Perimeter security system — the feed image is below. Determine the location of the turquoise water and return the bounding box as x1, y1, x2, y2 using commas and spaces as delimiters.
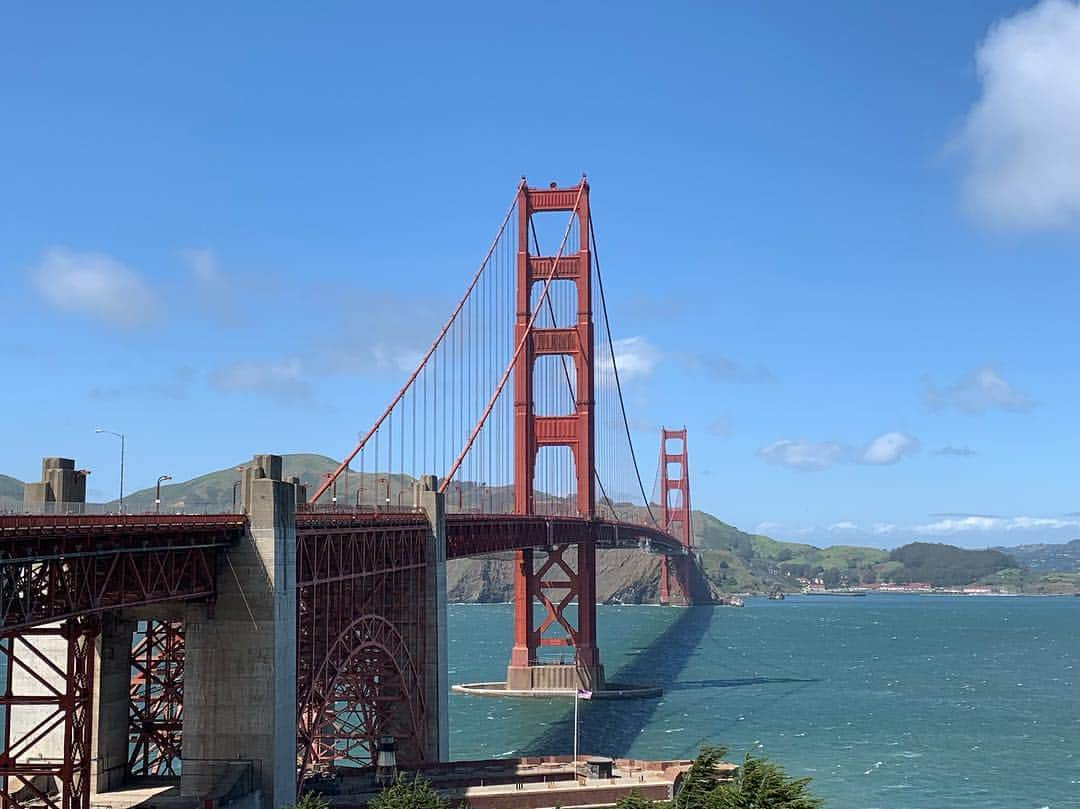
448, 596, 1080, 809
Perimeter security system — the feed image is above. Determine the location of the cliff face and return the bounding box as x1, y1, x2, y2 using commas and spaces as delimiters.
447, 550, 670, 604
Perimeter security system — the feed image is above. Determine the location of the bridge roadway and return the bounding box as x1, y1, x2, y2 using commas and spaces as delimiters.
0, 510, 684, 633
0, 498, 696, 809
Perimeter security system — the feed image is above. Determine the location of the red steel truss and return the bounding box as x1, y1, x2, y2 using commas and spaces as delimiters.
510, 181, 601, 678
0, 620, 97, 809
444, 513, 684, 559
0, 515, 241, 631
127, 620, 184, 778
294, 515, 430, 787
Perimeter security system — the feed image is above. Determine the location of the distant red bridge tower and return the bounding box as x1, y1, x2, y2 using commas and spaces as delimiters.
659, 427, 694, 605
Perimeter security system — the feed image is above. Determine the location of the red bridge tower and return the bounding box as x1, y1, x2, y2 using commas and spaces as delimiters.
507, 179, 603, 691
659, 427, 694, 605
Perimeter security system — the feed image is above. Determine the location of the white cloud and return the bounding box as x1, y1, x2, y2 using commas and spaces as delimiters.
211, 358, 310, 402
859, 431, 920, 465
915, 514, 1080, 535
316, 292, 446, 379
758, 439, 846, 471
180, 248, 220, 284
956, 0, 1080, 230
29, 247, 160, 328
872, 522, 898, 536
924, 365, 1034, 414
606, 336, 660, 382
679, 352, 773, 383
706, 416, 732, 438
759, 430, 919, 471
934, 445, 978, 457
829, 521, 858, 531
370, 342, 424, 373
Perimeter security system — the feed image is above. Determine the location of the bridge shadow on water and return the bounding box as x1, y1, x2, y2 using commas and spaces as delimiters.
517, 606, 820, 759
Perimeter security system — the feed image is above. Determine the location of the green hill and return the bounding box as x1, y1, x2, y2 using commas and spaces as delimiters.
0, 473, 24, 506
2, 456, 1071, 594
993, 539, 1080, 572
109, 454, 422, 512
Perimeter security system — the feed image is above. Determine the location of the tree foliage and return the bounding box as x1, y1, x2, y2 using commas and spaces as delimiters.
285, 793, 331, 809
616, 791, 669, 809
888, 542, 1017, 586
709, 754, 822, 809
674, 746, 728, 809
665, 747, 824, 809
369, 774, 449, 809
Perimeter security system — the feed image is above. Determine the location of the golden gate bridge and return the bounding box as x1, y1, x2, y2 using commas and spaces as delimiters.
0, 178, 710, 809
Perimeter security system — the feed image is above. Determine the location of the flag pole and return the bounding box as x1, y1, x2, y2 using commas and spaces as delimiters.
573, 689, 579, 765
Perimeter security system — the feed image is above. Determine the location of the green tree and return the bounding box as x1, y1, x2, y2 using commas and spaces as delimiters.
284, 793, 331, 809
674, 746, 728, 809
708, 754, 822, 809
369, 774, 449, 809
615, 791, 667, 809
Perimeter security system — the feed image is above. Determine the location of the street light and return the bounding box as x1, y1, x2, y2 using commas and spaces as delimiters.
323, 472, 337, 509
95, 428, 125, 512
155, 475, 172, 514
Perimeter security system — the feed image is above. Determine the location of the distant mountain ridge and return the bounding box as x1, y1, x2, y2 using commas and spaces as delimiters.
0, 473, 23, 506
3, 456, 1079, 596
993, 539, 1080, 572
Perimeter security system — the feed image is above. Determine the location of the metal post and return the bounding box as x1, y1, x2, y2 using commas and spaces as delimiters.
573, 690, 579, 765
156, 475, 172, 514
95, 428, 126, 512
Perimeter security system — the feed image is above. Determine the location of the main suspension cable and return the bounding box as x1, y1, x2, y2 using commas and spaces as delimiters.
590, 216, 658, 528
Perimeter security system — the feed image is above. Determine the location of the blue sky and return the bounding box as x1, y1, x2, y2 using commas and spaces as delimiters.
3, 1, 1080, 549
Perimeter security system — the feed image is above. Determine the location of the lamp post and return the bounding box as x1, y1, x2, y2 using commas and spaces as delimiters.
95, 428, 125, 512
155, 475, 172, 513
323, 473, 337, 509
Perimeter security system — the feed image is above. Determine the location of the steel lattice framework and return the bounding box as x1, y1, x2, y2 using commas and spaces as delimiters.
294, 514, 430, 787
0, 515, 242, 631
127, 620, 184, 778
0, 620, 96, 809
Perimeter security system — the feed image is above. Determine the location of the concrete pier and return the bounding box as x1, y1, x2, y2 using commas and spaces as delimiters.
416, 476, 449, 761
92, 614, 139, 793
181, 454, 296, 809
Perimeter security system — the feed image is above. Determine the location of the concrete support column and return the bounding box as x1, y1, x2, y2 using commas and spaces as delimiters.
415, 476, 448, 762
91, 615, 137, 793
182, 454, 296, 809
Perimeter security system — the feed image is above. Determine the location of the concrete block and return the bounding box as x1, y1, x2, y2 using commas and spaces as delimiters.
183, 454, 296, 809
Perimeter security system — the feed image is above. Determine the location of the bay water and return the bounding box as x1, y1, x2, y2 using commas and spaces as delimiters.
448, 595, 1079, 809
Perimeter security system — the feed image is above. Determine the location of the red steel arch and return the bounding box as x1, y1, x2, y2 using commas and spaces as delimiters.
297, 614, 424, 778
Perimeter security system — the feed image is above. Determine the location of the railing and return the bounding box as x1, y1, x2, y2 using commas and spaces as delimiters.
2, 501, 243, 516
300, 503, 423, 515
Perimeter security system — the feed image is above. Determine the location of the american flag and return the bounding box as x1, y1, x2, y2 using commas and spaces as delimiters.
577, 689, 593, 699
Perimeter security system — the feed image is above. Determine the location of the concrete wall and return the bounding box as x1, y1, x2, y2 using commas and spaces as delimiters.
23, 457, 87, 506
182, 454, 296, 809
4, 626, 69, 763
